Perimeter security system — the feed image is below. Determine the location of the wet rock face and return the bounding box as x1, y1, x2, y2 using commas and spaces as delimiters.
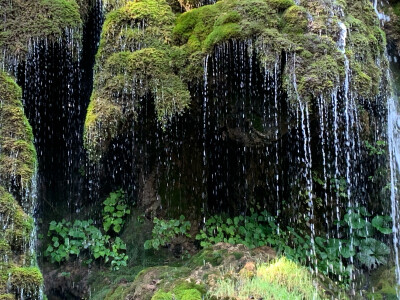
83, 0, 389, 231
0, 0, 82, 69
0, 72, 36, 193
0, 0, 88, 298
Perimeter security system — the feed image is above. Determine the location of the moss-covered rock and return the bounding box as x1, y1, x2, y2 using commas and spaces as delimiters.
0, 72, 37, 189
0, 0, 82, 59
85, 0, 387, 160
93, 243, 342, 299
0, 186, 34, 254
0, 72, 41, 298
366, 267, 398, 300
84, 0, 190, 160
151, 281, 204, 300
9, 266, 43, 298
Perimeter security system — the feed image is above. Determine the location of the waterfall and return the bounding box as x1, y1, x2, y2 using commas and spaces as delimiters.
388, 88, 400, 296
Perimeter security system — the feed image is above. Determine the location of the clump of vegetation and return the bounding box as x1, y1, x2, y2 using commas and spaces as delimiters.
103, 189, 130, 234
209, 257, 324, 300
144, 215, 191, 250
45, 190, 130, 270
195, 207, 392, 285
0, 0, 82, 57
0, 72, 37, 190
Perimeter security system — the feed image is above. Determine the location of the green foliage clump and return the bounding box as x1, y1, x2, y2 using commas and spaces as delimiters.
45, 190, 130, 270
197, 207, 392, 285
144, 215, 191, 250
196, 211, 271, 249
103, 189, 130, 233
45, 218, 128, 270
365, 140, 386, 156
209, 257, 323, 300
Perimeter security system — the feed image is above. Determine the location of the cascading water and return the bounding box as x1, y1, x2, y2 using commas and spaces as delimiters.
388, 89, 400, 296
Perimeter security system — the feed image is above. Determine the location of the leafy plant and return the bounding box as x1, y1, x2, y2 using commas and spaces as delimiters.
196, 207, 393, 285
196, 210, 276, 250
45, 189, 130, 270
44, 219, 128, 270
144, 215, 191, 250
103, 189, 130, 234
365, 140, 386, 156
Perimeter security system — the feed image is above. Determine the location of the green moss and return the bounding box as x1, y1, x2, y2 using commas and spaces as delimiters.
188, 248, 226, 267
105, 285, 129, 300
85, 0, 190, 159
282, 5, 308, 34
86, 0, 387, 160
0, 294, 15, 300
297, 54, 343, 98
152, 291, 173, 300
0, 186, 34, 252
367, 267, 398, 300
10, 267, 43, 296
151, 281, 204, 300
204, 22, 242, 50
98, 0, 175, 58
0, 72, 37, 188
172, 281, 205, 299
266, 0, 295, 10
0, 0, 82, 57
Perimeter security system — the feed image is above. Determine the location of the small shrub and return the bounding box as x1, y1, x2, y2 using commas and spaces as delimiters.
103, 189, 130, 234
197, 207, 392, 285
44, 219, 128, 270
144, 215, 191, 250
45, 189, 130, 270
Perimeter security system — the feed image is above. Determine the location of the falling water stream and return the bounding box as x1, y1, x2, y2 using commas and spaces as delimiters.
388, 89, 400, 296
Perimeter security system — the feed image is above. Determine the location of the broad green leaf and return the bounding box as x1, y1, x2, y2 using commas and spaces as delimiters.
340, 245, 356, 258
344, 212, 366, 229
372, 215, 393, 234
